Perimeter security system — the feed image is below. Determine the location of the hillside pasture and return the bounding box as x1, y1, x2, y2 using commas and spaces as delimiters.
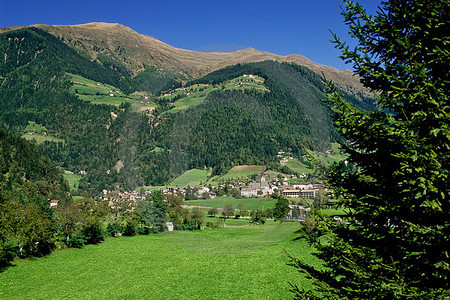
220, 165, 263, 180
283, 158, 313, 175
323, 142, 348, 165
63, 170, 82, 191
169, 168, 209, 188
167, 94, 208, 113
24, 121, 47, 134
162, 75, 268, 114
22, 121, 65, 144
22, 133, 65, 145
0, 223, 317, 299
68, 73, 155, 111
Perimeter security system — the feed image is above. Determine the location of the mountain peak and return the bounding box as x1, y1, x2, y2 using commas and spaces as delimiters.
72, 22, 129, 30
0, 22, 368, 96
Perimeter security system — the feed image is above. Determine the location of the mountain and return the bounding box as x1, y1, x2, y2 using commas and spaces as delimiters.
0, 22, 368, 97
0, 27, 126, 185
0, 25, 374, 192
151, 61, 373, 176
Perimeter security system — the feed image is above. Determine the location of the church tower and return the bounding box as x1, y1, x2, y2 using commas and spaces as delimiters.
261, 164, 266, 183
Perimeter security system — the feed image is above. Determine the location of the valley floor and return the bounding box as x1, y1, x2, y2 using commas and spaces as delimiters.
0, 222, 318, 299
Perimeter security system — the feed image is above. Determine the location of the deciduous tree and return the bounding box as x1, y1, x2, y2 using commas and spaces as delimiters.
222, 204, 234, 219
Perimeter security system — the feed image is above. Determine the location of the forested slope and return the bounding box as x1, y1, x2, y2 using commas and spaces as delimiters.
154, 61, 374, 175
0, 28, 124, 189
0, 28, 374, 192
0, 127, 70, 265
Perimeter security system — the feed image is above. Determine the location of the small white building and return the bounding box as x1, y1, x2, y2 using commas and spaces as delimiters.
291, 182, 314, 190
49, 200, 59, 208
197, 187, 210, 195
166, 222, 174, 232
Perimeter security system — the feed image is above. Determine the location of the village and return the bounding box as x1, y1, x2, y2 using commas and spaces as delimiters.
80, 167, 328, 229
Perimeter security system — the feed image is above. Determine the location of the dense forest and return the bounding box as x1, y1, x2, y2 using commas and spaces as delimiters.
153, 62, 374, 175
0, 27, 374, 192
0, 127, 70, 265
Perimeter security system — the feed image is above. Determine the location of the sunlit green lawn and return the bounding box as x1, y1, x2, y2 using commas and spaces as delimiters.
186, 196, 278, 210
0, 223, 318, 299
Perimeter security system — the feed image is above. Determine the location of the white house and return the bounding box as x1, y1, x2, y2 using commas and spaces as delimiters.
291, 182, 313, 190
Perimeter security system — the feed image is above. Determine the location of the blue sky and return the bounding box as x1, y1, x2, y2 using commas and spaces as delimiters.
0, 0, 382, 70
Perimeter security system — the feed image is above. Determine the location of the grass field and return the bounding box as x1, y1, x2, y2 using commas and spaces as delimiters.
169, 169, 209, 188
203, 217, 278, 227
24, 121, 47, 133
68, 73, 155, 111
69, 73, 267, 115
22, 121, 65, 144
22, 133, 65, 145
162, 75, 268, 114
283, 158, 313, 174
219, 165, 263, 180
63, 170, 82, 191
323, 143, 348, 165
1, 223, 318, 299
185, 196, 278, 211
203, 216, 253, 226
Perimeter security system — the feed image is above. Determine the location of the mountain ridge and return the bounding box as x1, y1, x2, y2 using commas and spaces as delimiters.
0, 22, 367, 97
0, 27, 373, 191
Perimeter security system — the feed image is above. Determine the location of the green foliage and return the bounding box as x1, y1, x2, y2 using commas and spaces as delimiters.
250, 209, 267, 225
290, 1, 450, 299
134, 67, 181, 96
207, 207, 219, 217
0, 128, 70, 266
54, 198, 106, 247
106, 221, 122, 237
221, 204, 235, 218
273, 195, 290, 221
137, 191, 167, 232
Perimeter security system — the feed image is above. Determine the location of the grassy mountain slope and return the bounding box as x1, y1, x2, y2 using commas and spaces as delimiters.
151, 61, 372, 176
0, 27, 374, 191
0, 28, 129, 189
0, 22, 369, 97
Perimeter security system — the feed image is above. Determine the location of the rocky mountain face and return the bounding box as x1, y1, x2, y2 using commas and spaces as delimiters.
0, 22, 367, 97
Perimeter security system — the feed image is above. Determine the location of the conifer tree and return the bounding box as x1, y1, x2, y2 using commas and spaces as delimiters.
290, 0, 449, 298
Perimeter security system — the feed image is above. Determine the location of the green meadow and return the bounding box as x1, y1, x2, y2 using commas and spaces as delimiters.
203, 216, 260, 226
63, 170, 82, 191
24, 121, 47, 133
219, 165, 263, 180
22, 133, 65, 144
186, 196, 278, 211
283, 158, 313, 175
22, 121, 65, 144
169, 168, 209, 188
162, 75, 268, 114
0, 223, 318, 299
68, 73, 156, 111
